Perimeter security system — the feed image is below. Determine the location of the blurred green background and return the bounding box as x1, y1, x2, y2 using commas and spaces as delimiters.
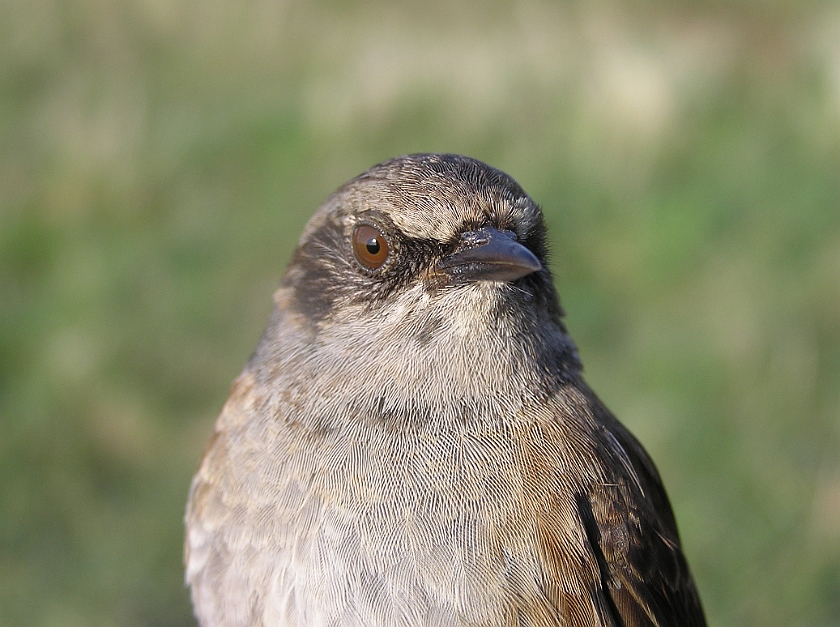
2, 0, 839, 625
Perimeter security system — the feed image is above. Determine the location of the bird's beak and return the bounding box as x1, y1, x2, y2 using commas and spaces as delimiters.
436, 227, 543, 283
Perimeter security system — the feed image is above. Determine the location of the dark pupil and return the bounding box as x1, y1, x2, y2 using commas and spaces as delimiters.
365, 238, 380, 255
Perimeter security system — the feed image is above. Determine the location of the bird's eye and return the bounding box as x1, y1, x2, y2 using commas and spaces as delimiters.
352, 224, 390, 270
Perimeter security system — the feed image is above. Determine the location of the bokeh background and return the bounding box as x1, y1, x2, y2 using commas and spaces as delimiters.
2, 0, 840, 625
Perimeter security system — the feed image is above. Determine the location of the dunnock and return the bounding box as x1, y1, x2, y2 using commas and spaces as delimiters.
185, 154, 706, 627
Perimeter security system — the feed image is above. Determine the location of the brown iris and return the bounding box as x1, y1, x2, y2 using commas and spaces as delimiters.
352, 224, 390, 270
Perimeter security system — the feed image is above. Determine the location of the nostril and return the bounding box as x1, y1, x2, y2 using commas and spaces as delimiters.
459, 229, 490, 249
459, 227, 518, 251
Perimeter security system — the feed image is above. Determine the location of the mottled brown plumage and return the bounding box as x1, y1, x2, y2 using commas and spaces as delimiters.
185, 153, 706, 627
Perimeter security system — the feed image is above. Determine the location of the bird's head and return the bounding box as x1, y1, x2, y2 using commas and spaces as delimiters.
283, 154, 562, 324
252, 154, 581, 422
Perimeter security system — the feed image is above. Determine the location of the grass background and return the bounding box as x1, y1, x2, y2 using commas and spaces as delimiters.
2, 0, 840, 625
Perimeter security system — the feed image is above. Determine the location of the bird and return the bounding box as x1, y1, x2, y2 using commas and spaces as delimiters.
184, 153, 707, 627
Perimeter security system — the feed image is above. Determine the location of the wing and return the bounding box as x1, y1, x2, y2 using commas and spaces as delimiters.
185, 371, 307, 627
184, 375, 258, 627
576, 388, 707, 627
